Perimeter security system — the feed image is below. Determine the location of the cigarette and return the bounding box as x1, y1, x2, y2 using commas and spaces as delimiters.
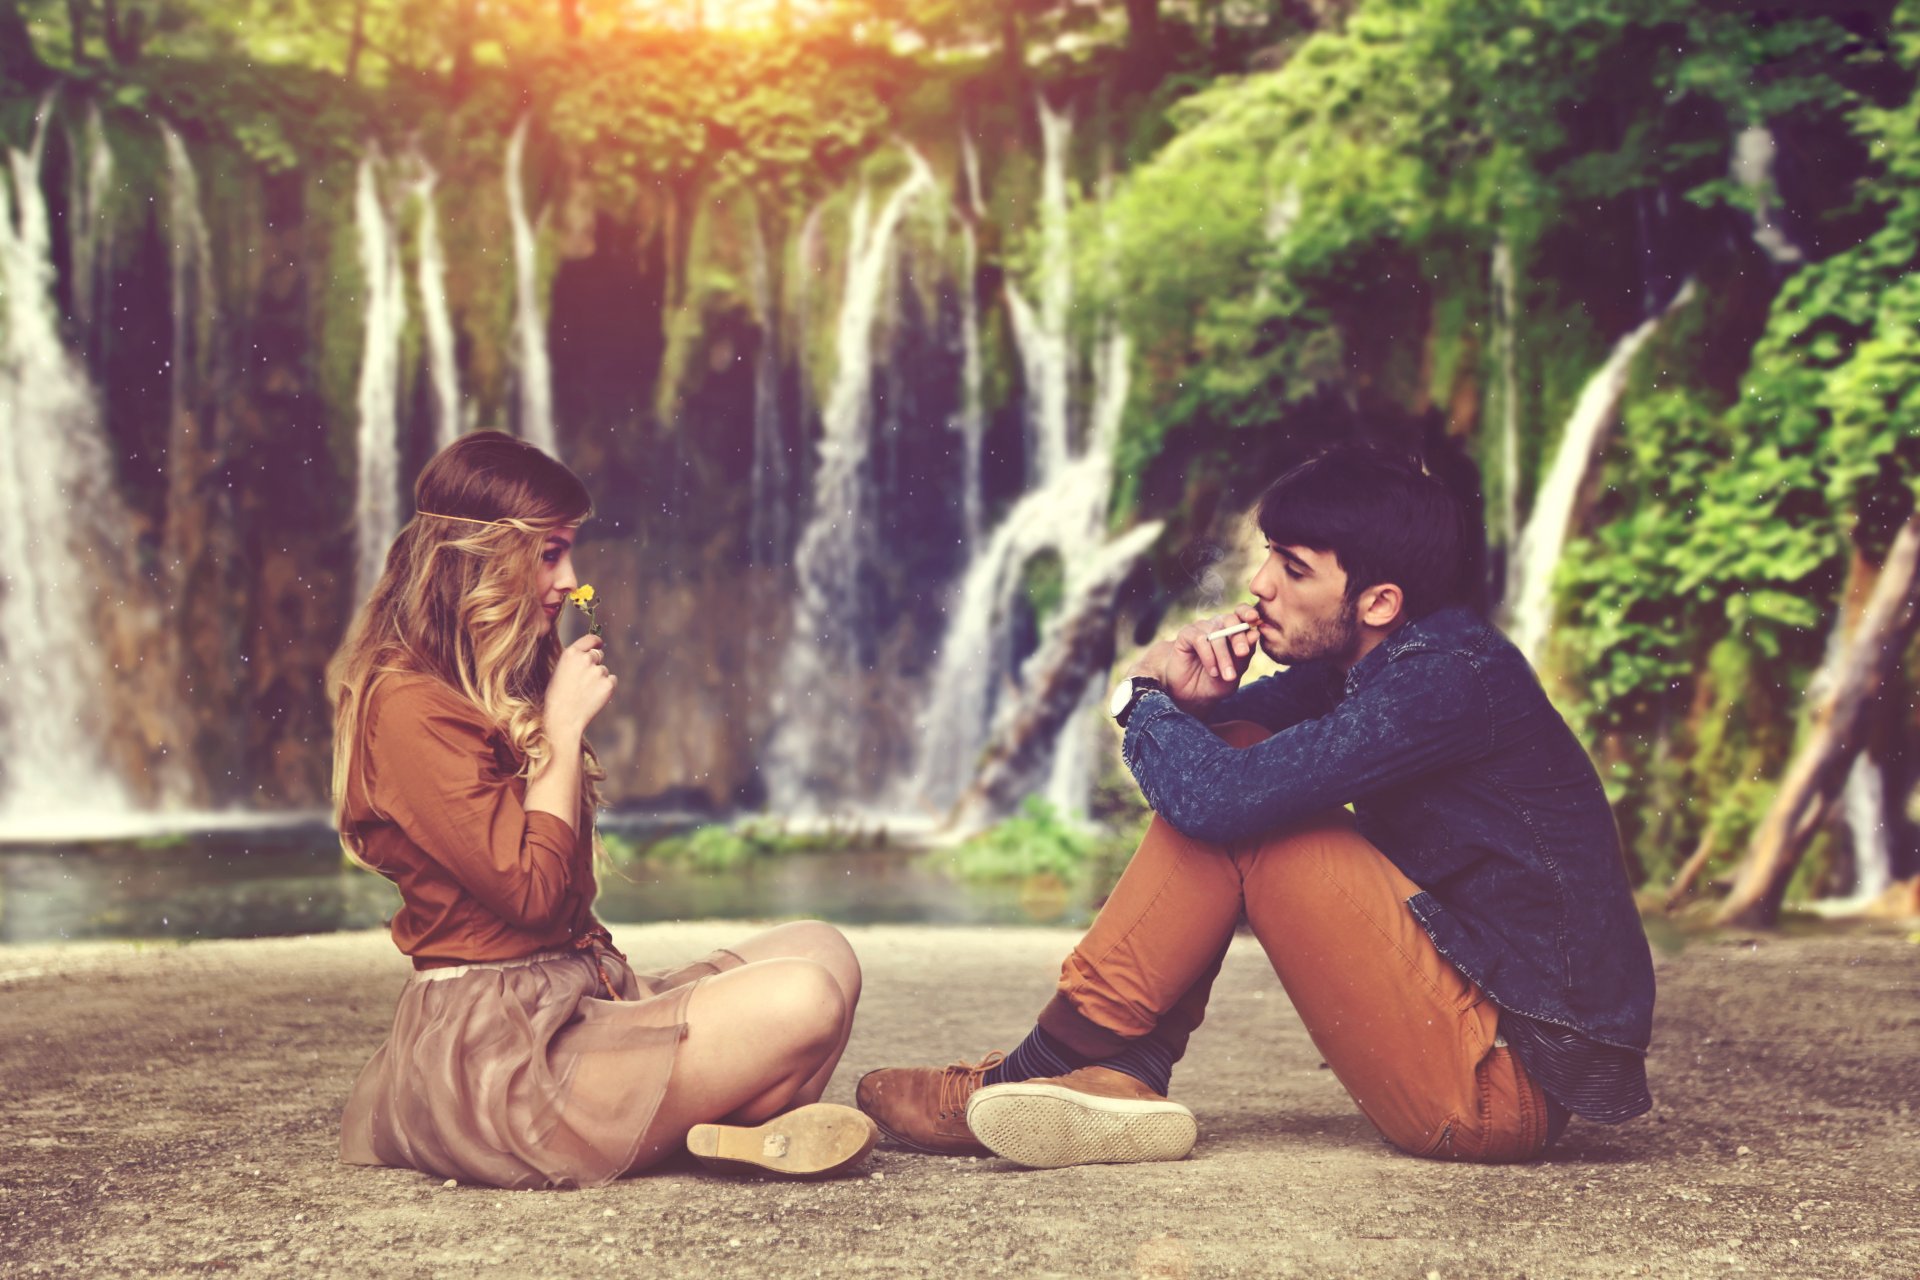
1205, 622, 1254, 641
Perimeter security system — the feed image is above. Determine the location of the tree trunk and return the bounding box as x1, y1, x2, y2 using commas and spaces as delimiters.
1124, 0, 1158, 68
66, 0, 88, 62
345, 0, 366, 81
999, 4, 1026, 102
1662, 825, 1717, 911
101, 0, 144, 65
1715, 509, 1920, 927
0, 0, 54, 87
449, 0, 478, 97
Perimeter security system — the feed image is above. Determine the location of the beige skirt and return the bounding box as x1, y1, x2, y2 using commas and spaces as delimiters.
340, 944, 742, 1189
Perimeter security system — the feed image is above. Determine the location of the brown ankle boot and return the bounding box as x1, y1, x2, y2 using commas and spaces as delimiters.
965, 1065, 1197, 1168
854, 1052, 1004, 1155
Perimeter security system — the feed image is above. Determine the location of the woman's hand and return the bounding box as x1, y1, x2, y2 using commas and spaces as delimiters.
544, 633, 616, 744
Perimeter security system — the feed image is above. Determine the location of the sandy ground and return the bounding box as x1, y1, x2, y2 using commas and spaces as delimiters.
2, 922, 1917, 1280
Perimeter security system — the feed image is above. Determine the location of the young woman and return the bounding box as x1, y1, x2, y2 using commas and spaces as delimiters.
332, 431, 874, 1189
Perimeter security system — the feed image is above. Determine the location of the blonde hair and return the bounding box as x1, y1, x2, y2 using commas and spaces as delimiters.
328, 431, 605, 867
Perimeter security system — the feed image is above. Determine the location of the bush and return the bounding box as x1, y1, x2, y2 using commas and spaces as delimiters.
609, 819, 891, 873
933, 798, 1142, 886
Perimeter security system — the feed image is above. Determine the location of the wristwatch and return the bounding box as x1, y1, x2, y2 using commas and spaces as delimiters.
1109, 675, 1165, 729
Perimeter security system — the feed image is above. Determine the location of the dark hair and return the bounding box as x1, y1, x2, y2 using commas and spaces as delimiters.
1256, 445, 1469, 623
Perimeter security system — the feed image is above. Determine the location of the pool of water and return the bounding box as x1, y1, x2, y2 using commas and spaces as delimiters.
0, 825, 1103, 944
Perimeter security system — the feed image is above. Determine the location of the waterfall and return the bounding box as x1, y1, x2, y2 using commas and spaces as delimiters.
1039, 331, 1154, 815
1507, 282, 1695, 663
961, 130, 986, 219
67, 107, 114, 359
0, 101, 133, 819
353, 151, 409, 600
506, 117, 556, 454
1806, 597, 1896, 905
764, 153, 938, 811
410, 155, 462, 450
1003, 99, 1074, 486
748, 205, 788, 564
159, 121, 220, 609
1492, 241, 1523, 607
1840, 755, 1895, 900
955, 219, 986, 546
1731, 126, 1803, 267
160, 124, 216, 397
909, 108, 1162, 820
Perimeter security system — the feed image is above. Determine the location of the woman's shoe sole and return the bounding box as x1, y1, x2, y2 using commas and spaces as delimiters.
686, 1103, 880, 1179
966, 1082, 1197, 1168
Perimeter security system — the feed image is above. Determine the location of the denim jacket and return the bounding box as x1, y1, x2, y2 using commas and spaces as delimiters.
1122, 605, 1655, 1053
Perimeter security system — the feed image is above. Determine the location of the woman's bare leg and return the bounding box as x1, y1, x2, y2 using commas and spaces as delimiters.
623, 956, 848, 1170
719, 921, 861, 1106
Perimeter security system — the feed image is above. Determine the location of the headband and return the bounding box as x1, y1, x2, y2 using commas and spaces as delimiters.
415, 510, 515, 527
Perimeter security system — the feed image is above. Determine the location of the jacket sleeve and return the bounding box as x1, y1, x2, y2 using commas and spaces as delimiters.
368, 679, 580, 929
1123, 651, 1492, 845
1203, 660, 1341, 731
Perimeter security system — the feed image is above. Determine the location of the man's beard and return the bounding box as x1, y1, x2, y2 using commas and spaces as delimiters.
1263, 597, 1361, 667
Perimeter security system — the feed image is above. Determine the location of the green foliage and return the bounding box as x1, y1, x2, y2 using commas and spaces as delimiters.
1021, 550, 1065, 628
540, 32, 895, 213
619, 820, 890, 872
935, 797, 1102, 884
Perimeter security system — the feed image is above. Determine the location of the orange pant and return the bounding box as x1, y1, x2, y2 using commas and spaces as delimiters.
1037, 721, 1552, 1162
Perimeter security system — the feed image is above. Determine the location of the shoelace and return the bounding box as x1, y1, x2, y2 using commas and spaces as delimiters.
937, 1051, 1005, 1119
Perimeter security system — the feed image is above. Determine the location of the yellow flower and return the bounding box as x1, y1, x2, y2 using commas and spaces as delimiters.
567, 583, 602, 637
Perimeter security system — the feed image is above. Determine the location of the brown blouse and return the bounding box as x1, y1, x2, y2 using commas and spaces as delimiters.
343, 671, 608, 969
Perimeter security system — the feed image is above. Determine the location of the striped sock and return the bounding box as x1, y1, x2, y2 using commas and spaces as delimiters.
1095, 1035, 1175, 1097
983, 1025, 1088, 1085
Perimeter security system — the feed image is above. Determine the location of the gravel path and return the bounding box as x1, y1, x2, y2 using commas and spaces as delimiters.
3, 923, 1917, 1278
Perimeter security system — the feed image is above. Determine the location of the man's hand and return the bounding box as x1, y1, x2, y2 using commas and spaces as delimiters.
1128, 603, 1263, 718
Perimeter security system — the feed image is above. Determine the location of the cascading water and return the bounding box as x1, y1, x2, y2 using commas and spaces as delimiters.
764, 153, 938, 812
0, 102, 133, 820
748, 205, 789, 565
410, 153, 462, 450
961, 130, 986, 219
161, 124, 215, 399
353, 150, 409, 600
506, 117, 556, 454
1840, 755, 1894, 901
910, 103, 1163, 822
955, 219, 986, 547
1807, 600, 1896, 905
1731, 126, 1803, 267
159, 121, 222, 611
67, 107, 114, 358
1492, 240, 1523, 606
1003, 100, 1074, 486
1038, 331, 1161, 814
1507, 281, 1696, 663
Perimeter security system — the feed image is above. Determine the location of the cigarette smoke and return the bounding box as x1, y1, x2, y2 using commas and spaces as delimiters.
1182, 540, 1229, 610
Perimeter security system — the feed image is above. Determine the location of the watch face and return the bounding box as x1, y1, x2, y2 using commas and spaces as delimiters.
1109, 678, 1136, 719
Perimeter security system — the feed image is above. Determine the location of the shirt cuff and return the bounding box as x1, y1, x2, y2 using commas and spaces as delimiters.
1121, 689, 1180, 759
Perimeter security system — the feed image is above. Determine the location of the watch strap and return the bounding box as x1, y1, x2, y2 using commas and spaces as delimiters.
1116, 676, 1164, 729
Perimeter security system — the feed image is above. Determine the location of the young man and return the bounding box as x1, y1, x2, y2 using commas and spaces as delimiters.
858, 446, 1655, 1167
